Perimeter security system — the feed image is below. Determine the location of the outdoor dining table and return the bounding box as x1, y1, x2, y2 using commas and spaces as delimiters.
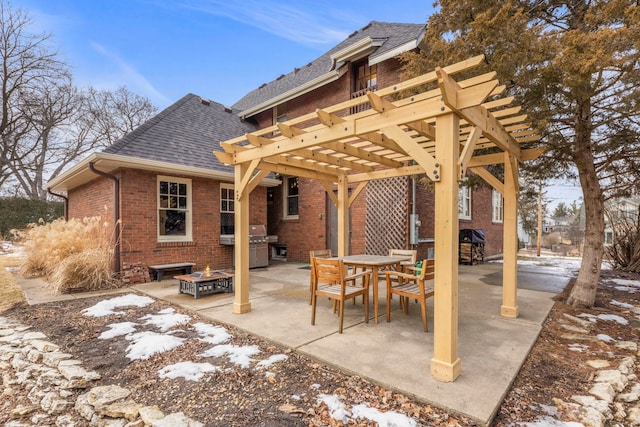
337, 254, 409, 323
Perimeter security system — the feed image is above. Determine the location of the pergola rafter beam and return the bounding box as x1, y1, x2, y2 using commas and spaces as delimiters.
381, 125, 440, 181
437, 67, 521, 160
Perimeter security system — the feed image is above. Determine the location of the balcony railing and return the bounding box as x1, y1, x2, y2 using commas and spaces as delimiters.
350, 86, 377, 114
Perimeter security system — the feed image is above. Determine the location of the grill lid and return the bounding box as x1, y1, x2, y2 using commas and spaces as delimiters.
249, 224, 267, 236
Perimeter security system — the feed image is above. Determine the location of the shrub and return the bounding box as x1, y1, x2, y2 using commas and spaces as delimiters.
16, 217, 117, 292
0, 197, 63, 238
49, 248, 113, 293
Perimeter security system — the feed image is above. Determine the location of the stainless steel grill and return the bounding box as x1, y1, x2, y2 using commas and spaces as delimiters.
220, 224, 277, 268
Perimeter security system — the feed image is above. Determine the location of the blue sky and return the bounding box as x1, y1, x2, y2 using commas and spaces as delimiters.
12, 0, 435, 109
10, 0, 583, 207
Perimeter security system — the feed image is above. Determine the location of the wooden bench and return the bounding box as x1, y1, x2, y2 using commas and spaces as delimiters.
148, 262, 196, 281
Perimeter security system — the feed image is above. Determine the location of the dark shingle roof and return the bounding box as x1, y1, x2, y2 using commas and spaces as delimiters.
232, 21, 425, 113
103, 94, 255, 173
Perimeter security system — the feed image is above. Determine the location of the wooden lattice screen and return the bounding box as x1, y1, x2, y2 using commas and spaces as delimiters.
365, 177, 408, 255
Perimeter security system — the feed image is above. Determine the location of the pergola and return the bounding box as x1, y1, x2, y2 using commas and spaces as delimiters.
214, 55, 541, 382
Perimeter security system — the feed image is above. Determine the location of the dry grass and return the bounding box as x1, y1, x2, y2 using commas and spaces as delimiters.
0, 253, 26, 312
16, 217, 117, 293
50, 248, 113, 292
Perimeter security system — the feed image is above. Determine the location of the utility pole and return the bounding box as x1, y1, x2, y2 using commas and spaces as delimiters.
536, 180, 543, 257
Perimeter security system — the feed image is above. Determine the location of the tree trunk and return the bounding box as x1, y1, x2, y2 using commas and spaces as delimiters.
567, 100, 604, 308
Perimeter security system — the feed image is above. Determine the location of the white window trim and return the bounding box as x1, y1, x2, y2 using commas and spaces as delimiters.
157, 175, 192, 242
220, 183, 234, 213
492, 189, 504, 223
459, 185, 471, 220
284, 176, 299, 219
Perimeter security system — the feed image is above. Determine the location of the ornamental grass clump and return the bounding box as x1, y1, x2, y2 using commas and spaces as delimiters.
17, 217, 116, 293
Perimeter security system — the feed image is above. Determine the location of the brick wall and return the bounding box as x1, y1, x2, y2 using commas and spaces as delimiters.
68, 176, 116, 227
460, 186, 504, 257
412, 180, 504, 260
69, 168, 267, 271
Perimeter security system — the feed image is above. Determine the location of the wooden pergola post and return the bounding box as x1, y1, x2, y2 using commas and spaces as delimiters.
431, 112, 462, 382
233, 162, 251, 314
501, 153, 519, 317
337, 176, 349, 257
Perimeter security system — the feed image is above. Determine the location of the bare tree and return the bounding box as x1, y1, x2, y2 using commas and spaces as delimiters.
0, 2, 158, 199
0, 1, 69, 196
79, 86, 157, 148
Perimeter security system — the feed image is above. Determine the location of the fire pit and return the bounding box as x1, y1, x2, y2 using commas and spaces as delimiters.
174, 266, 234, 299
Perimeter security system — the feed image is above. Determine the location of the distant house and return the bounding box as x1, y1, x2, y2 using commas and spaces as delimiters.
604, 197, 640, 245
45, 21, 505, 274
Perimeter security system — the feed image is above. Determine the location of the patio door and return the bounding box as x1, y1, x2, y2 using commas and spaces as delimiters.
327, 190, 350, 256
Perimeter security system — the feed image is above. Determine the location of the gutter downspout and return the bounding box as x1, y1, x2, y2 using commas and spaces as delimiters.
47, 189, 68, 221
88, 162, 121, 275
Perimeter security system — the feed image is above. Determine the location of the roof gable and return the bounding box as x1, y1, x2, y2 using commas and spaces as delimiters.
232, 21, 425, 116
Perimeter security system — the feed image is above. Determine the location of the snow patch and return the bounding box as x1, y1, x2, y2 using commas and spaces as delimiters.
352, 403, 417, 427
140, 308, 191, 331
318, 394, 351, 424
125, 331, 185, 360
256, 354, 288, 368
99, 322, 138, 339
597, 334, 615, 343
611, 299, 635, 310
201, 344, 261, 368
193, 322, 232, 345
158, 361, 220, 381
597, 314, 628, 325
82, 294, 155, 317
568, 343, 589, 352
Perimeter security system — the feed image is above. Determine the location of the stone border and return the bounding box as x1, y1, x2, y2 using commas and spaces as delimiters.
0, 316, 202, 427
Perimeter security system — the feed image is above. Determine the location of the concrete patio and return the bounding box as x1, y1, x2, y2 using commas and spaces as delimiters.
130, 260, 569, 425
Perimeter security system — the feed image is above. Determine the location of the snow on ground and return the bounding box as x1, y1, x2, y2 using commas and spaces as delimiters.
140, 307, 191, 332
611, 278, 640, 293
0, 241, 24, 258
192, 322, 232, 345
317, 394, 418, 427
578, 312, 629, 325
125, 331, 186, 360
158, 361, 221, 381
84, 294, 421, 426
99, 322, 138, 339
82, 294, 155, 317
492, 255, 582, 278
257, 354, 289, 368
201, 343, 261, 368
508, 404, 586, 427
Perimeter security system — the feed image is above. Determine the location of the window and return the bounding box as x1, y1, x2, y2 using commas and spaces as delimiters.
355, 61, 377, 92
604, 231, 614, 245
220, 184, 234, 235
158, 176, 191, 241
272, 103, 287, 136
492, 190, 504, 223
458, 185, 471, 220
285, 176, 299, 218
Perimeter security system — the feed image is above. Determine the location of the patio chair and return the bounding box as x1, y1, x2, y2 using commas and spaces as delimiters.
311, 257, 371, 334
309, 249, 333, 304
384, 259, 435, 332
388, 249, 418, 272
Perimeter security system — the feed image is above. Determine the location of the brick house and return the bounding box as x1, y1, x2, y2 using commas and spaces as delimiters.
45, 21, 504, 273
